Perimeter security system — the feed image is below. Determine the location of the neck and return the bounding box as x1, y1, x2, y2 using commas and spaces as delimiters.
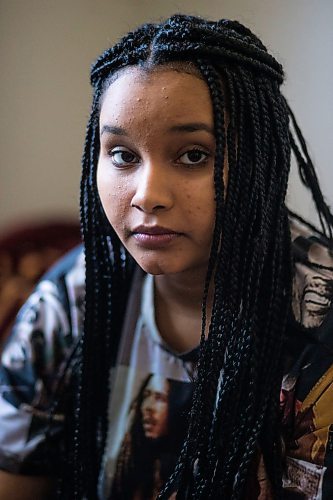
153, 267, 214, 353
154, 267, 213, 310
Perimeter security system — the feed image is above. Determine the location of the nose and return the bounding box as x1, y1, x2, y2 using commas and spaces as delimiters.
142, 395, 153, 413
131, 161, 173, 213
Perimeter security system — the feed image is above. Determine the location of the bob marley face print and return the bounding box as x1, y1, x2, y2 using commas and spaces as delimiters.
141, 375, 170, 440
292, 229, 333, 329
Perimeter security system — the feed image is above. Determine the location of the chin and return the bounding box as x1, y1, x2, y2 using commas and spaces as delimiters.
136, 260, 174, 275
134, 257, 185, 276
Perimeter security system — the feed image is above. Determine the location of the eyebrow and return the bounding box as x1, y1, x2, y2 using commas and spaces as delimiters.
100, 122, 214, 137
101, 125, 128, 136
169, 123, 214, 135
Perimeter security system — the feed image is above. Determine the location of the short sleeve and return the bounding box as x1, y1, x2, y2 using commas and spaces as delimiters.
0, 247, 84, 475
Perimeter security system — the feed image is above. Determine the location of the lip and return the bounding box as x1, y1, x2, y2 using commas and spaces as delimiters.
143, 417, 157, 431
133, 225, 180, 235
131, 225, 182, 249
143, 417, 156, 426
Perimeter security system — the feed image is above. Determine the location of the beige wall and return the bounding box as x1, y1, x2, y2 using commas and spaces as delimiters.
1, 0, 332, 230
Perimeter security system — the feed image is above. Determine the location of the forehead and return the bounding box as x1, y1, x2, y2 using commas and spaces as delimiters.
99, 67, 214, 127
146, 375, 170, 394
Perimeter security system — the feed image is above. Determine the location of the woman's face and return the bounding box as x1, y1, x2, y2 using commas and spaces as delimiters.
97, 67, 217, 276
141, 375, 170, 439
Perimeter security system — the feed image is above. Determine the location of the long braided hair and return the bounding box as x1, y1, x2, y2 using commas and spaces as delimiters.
65, 14, 333, 499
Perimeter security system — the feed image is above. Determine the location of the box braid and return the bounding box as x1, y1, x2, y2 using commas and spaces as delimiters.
63, 14, 333, 499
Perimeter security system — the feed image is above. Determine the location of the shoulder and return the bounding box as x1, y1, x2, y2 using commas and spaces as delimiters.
42, 243, 84, 282
21, 244, 84, 328
1, 244, 85, 381
0, 245, 85, 475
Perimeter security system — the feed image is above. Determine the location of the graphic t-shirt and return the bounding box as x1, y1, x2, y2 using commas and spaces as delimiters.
1, 216, 333, 499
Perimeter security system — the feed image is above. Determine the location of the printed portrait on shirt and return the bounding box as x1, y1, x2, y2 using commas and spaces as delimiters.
292, 236, 333, 329
111, 373, 193, 500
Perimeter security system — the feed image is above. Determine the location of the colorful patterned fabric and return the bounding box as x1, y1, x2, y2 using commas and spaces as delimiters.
0, 216, 332, 499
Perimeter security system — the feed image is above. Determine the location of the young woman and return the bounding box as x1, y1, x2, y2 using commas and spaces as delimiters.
1, 14, 333, 500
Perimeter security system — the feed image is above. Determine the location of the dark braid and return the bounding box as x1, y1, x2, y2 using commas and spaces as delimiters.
62, 14, 333, 499
287, 104, 333, 239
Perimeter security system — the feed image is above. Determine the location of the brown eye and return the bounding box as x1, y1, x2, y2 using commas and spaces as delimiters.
178, 149, 209, 166
109, 147, 139, 167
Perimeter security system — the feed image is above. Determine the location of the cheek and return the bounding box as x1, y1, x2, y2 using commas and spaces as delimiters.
182, 181, 215, 225
156, 403, 168, 420
97, 164, 129, 227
